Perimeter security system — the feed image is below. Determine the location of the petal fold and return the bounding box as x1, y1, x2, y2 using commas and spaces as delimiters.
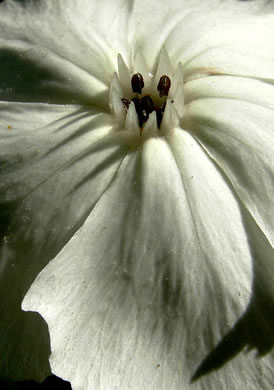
0, 0, 134, 105
0, 102, 127, 380
183, 94, 274, 249
23, 137, 256, 389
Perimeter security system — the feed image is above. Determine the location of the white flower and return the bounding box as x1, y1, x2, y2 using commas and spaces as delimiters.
0, 0, 274, 389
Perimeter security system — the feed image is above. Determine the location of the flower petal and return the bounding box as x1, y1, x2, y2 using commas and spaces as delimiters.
0, 102, 128, 380
23, 136, 255, 389
165, 13, 274, 82
0, 0, 133, 105
183, 81, 274, 248
131, 0, 273, 71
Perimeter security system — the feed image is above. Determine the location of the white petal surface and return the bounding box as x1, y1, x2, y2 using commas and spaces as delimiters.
0, 0, 133, 105
1, 0, 274, 387
183, 91, 274, 249
166, 13, 274, 83
23, 137, 259, 389
0, 102, 128, 380
131, 0, 274, 71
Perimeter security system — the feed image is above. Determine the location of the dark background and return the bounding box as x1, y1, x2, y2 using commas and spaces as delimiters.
0, 376, 71, 389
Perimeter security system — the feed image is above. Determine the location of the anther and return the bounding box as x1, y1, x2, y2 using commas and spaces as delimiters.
157, 75, 171, 98
156, 102, 166, 128
140, 95, 154, 125
133, 95, 154, 127
140, 95, 154, 115
121, 98, 131, 110
131, 73, 144, 94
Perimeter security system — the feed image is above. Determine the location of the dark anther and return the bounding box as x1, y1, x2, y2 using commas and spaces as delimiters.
131, 73, 144, 94
132, 95, 154, 127
121, 75, 169, 129
140, 95, 154, 115
141, 109, 149, 124
157, 75, 171, 98
121, 98, 131, 110
132, 97, 140, 113
156, 102, 166, 128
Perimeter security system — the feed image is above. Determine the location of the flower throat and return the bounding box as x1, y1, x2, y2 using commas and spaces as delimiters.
109, 49, 184, 138
121, 73, 171, 129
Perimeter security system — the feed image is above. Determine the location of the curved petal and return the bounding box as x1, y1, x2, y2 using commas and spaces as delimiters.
165, 12, 274, 83
23, 137, 255, 389
2, 0, 274, 387
184, 75, 274, 109
131, 0, 274, 71
183, 88, 274, 249
0, 0, 133, 105
0, 102, 128, 380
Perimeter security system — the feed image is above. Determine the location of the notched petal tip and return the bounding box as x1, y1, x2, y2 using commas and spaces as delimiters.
125, 101, 139, 133
110, 88, 126, 125
173, 82, 184, 120
118, 53, 131, 96
169, 62, 184, 97
155, 47, 173, 86
134, 49, 150, 86
161, 99, 179, 134
110, 72, 123, 97
143, 110, 158, 138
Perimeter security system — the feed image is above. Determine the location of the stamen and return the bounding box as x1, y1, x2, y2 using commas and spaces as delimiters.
131, 73, 144, 94
113, 52, 183, 136
140, 95, 154, 116
140, 95, 154, 125
156, 102, 166, 128
132, 95, 154, 127
157, 75, 171, 98
134, 51, 150, 86
132, 97, 140, 112
155, 47, 173, 86
121, 98, 131, 110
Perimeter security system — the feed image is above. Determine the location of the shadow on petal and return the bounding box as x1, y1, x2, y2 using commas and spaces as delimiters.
191, 208, 274, 383
0, 107, 128, 380
0, 48, 108, 106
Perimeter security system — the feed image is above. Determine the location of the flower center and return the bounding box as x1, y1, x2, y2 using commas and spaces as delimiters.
121, 73, 171, 129
109, 48, 184, 138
